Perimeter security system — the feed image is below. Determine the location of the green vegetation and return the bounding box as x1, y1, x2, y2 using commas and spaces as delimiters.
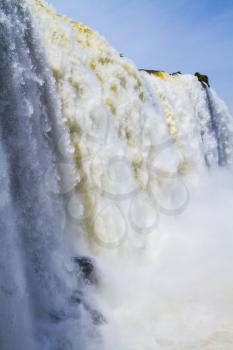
139, 69, 165, 75
194, 72, 210, 88
138, 69, 210, 88
170, 71, 182, 76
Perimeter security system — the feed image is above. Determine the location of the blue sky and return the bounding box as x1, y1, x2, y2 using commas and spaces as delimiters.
48, 0, 233, 113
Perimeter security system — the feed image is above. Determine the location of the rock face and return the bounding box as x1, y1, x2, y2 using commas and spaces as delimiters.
71, 257, 105, 325
73, 256, 98, 285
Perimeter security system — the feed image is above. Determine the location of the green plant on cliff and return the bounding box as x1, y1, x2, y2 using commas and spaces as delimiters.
195, 72, 210, 88
170, 71, 182, 76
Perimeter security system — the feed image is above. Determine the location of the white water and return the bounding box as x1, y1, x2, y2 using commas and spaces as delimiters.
1, 0, 233, 349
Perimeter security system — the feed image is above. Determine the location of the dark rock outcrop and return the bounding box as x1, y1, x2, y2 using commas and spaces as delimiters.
73, 256, 98, 285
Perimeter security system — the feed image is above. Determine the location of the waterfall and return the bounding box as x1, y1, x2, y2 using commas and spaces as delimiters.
1, 0, 233, 349
0, 1, 101, 349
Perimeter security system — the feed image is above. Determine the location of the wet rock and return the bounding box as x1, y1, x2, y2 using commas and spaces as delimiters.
70, 290, 106, 325
70, 290, 83, 304
84, 303, 106, 325
48, 310, 67, 323
73, 256, 98, 285
71, 257, 105, 325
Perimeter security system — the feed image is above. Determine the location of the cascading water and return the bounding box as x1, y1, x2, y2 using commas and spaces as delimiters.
0, 1, 101, 349
1, 0, 233, 349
